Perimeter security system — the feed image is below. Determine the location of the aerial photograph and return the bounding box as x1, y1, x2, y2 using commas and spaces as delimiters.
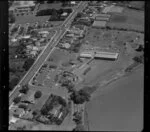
9, 1, 144, 131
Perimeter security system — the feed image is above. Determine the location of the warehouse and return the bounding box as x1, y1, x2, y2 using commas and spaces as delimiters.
95, 51, 119, 60
80, 51, 119, 60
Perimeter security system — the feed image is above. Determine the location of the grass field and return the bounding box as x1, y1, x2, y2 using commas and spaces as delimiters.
38, 3, 62, 10
107, 8, 144, 32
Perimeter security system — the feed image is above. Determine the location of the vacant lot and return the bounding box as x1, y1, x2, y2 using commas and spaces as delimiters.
31, 48, 77, 87
107, 8, 144, 32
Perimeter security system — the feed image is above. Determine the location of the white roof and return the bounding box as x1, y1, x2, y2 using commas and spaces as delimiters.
62, 43, 71, 49
39, 31, 49, 34
71, 1, 76, 4
22, 35, 31, 39
92, 21, 107, 27
9, 116, 19, 124
32, 46, 38, 51
61, 12, 68, 16
11, 38, 17, 42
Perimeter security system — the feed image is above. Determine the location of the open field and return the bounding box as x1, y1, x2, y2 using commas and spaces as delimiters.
107, 8, 144, 32
86, 66, 143, 131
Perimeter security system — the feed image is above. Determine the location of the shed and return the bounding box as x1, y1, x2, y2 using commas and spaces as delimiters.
92, 20, 107, 27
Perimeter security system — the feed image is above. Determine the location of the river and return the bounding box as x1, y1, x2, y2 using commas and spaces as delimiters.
86, 66, 143, 131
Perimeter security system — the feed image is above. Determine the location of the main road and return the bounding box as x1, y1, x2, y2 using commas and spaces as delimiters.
9, 1, 87, 105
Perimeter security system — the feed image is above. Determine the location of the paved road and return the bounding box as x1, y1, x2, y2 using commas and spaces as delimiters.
9, 1, 87, 105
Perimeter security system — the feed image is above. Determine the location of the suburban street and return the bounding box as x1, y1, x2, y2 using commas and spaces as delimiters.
9, 1, 87, 105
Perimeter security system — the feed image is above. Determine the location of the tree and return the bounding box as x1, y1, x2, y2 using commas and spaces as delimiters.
23, 58, 35, 71
9, 12, 16, 23
19, 84, 29, 94
58, 96, 67, 106
133, 56, 143, 63
13, 96, 21, 104
9, 77, 19, 91
136, 45, 144, 52
32, 109, 41, 119
34, 91, 42, 99
70, 89, 91, 104
73, 111, 82, 125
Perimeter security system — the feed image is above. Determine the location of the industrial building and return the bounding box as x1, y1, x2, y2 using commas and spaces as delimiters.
80, 51, 119, 60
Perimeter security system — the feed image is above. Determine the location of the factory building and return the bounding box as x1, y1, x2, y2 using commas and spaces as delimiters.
80, 51, 119, 60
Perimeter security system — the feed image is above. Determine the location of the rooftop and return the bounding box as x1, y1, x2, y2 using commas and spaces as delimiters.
92, 20, 107, 27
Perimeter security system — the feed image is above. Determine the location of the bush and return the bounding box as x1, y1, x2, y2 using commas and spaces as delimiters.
13, 96, 21, 104
23, 58, 35, 71
34, 90, 42, 99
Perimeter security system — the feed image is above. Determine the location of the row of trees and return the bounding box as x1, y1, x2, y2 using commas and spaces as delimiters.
133, 55, 144, 64
36, 8, 72, 17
